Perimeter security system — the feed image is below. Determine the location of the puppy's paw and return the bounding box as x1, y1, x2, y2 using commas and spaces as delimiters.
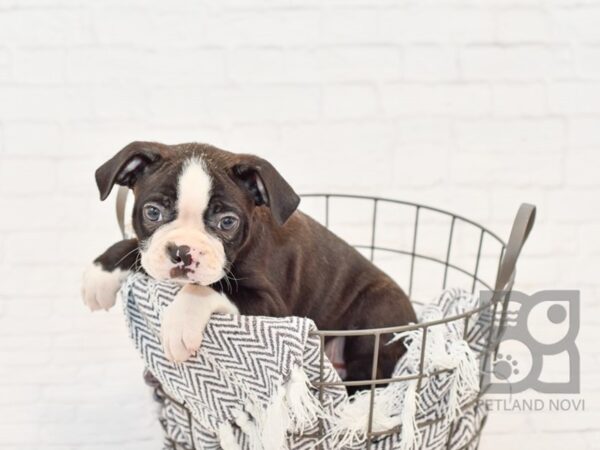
81, 263, 128, 312
160, 286, 238, 363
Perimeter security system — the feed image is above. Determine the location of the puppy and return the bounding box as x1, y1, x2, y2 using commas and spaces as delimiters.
82, 141, 416, 390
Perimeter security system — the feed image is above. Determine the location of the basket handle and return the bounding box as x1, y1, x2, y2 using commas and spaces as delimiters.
116, 185, 129, 239
494, 203, 536, 293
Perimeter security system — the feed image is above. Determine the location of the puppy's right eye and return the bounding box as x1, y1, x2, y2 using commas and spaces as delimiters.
144, 204, 163, 222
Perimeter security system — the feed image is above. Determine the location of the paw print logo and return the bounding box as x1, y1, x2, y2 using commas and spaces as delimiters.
481, 290, 580, 394
493, 353, 519, 380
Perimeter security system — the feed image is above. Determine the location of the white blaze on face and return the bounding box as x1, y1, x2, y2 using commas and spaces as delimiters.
177, 158, 211, 223
140, 158, 227, 285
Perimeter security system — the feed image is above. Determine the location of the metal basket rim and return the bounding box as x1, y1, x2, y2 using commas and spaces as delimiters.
300, 193, 506, 245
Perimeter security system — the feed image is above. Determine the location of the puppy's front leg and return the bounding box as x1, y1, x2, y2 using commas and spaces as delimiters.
161, 284, 238, 363
82, 238, 140, 311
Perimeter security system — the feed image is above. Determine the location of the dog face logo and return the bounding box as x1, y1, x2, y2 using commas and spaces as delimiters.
95, 142, 300, 286
482, 290, 580, 394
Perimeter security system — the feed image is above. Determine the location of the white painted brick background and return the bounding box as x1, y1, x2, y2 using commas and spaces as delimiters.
0, 1, 598, 449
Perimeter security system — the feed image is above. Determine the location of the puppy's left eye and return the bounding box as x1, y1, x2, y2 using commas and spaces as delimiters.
144, 204, 163, 222
218, 215, 239, 231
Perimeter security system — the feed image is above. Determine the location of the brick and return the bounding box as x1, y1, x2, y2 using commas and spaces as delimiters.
0, 424, 40, 444
0, 87, 94, 120
282, 49, 320, 83
0, 47, 12, 82
91, 7, 158, 45
0, 386, 41, 405
460, 45, 574, 80
0, 195, 93, 232
449, 151, 563, 187
321, 9, 381, 44
92, 86, 148, 120
565, 150, 600, 186
391, 144, 450, 187
318, 46, 402, 82
381, 83, 491, 116
322, 84, 378, 119
148, 87, 213, 124
223, 10, 320, 46
496, 9, 552, 43
547, 189, 600, 222
0, 9, 91, 45
456, 118, 565, 153
580, 224, 600, 255
3, 122, 62, 156
380, 8, 495, 44
577, 45, 600, 77
396, 186, 490, 224
0, 403, 74, 425
224, 124, 281, 155
66, 48, 152, 84
3, 231, 62, 264
207, 86, 320, 122
14, 48, 65, 84
549, 82, 600, 114
403, 45, 459, 81
0, 159, 57, 194
556, 6, 600, 43
280, 122, 395, 191
56, 159, 97, 193
69, 47, 226, 86
491, 83, 548, 116
62, 122, 163, 157
227, 48, 284, 83
395, 118, 453, 146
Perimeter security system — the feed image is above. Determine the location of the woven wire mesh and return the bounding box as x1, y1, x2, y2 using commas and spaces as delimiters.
299, 194, 515, 450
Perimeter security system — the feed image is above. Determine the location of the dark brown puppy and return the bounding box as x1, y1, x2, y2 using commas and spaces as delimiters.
83, 141, 416, 392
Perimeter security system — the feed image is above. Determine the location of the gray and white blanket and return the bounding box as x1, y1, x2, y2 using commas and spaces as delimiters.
121, 273, 491, 450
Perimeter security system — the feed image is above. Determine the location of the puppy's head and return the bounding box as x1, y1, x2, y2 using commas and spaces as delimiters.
95, 141, 300, 285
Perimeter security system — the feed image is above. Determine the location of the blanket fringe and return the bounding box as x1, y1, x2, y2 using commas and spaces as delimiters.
446, 341, 479, 422
258, 385, 289, 450
241, 365, 325, 450
285, 365, 324, 433
233, 409, 262, 450
398, 379, 421, 450
218, 421, 242, 450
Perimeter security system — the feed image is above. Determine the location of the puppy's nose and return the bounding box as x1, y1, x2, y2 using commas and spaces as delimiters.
166, 243, 193, 266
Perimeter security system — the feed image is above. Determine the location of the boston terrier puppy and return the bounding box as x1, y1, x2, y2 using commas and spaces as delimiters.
82, 141, 416, 390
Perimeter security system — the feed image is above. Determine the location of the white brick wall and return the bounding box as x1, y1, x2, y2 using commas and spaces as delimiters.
0, 1, 598, 449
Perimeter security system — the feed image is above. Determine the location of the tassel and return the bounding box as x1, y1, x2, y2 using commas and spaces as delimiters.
232, 409, 262, 450
218, 421, 241, 450
324, 388, 402, 448
256, 384, 290, 450
285, 366, 324, 433
399, 379, 421, 450
446, 340, 479, 422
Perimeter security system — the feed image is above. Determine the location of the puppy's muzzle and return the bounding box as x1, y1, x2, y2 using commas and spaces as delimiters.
141, 226, 226, 285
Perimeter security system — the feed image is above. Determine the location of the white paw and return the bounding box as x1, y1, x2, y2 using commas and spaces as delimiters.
81, 263, 128, 311
160, 286, 238, 363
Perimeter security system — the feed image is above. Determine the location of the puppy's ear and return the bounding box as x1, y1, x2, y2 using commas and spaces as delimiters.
232, 156, 300, 226
95, 141, 162, 201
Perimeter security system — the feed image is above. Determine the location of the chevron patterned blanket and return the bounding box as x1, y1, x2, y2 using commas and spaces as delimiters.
121, 274, 490, 450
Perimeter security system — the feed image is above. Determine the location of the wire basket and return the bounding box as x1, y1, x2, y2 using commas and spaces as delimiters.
298, 194, 536, 449
118, 188, 536, 450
